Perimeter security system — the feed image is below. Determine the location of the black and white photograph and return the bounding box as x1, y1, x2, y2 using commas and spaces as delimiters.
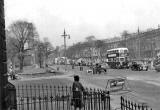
0, 0, 160, 109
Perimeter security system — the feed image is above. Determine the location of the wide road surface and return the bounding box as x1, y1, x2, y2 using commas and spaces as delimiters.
97, 69, 160, 110
10, 65, 160, 110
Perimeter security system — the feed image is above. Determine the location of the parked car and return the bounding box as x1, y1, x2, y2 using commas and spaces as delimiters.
46, 67, 56, 73
117, 61, 130, 69
140, 63, 148, 71
155, 64, 160, 72
100, 63, 109, 71
94, 63, 107, 73
131, 61, 148, 71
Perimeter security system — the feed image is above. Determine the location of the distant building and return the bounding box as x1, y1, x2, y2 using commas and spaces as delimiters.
104, 27, 160, 61
71, 27, 160, 63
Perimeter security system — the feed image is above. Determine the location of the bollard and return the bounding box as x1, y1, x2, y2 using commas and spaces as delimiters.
80, 66, 83, 71
93, 68, 95, 74
81, 66, 83, 71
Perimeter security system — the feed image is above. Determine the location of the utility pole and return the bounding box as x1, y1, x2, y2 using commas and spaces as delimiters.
152, 39, 155, 59
124, 34, 127, 48
137, 27, 141, 60
61, 29, 70, 71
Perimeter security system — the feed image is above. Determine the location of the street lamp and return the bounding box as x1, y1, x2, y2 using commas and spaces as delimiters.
137, 27, 141, 60
61, 29, 70, 71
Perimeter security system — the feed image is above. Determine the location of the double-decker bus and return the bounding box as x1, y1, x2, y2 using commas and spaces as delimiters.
154, 52, 160, 72
106, 48, 129, 69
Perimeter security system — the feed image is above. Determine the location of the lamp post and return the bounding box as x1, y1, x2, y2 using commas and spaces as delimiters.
61, 29, 70, 71
151, 39, 156, 59
137, 27, 141, 60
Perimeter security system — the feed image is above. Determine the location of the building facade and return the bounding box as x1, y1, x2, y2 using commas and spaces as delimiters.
125, 28, 160, 60
73, 27, 160, 63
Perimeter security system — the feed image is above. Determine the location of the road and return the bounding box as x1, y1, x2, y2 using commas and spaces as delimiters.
71, 68, 160, 110
10, 65, 160, 110
93, 69, 160, 110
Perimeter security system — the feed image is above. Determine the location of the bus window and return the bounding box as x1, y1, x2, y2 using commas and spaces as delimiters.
108, 58, 111, 62
120, 58, 124, 62
115, 58, 119, 62
124, 50, 128, 53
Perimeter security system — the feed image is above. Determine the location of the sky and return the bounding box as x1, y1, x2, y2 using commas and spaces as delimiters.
4, 0, 160, 47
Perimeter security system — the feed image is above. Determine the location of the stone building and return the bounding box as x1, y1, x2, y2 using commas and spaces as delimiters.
72, 27, 160, 64
103, 28, 160, 61
76, 47, 101, 64
125, 28, 160, 60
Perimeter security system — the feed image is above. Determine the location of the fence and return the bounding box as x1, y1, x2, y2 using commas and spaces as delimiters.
16, 85, 111, 110
120, 96, 152, 110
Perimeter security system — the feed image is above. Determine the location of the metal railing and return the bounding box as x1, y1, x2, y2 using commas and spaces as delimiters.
120, 96, 152, 110
16, 85, 111, 110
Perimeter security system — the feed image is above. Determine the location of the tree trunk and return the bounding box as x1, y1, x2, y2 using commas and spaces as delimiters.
39, 59, 43, 68
39, 54, 43, 68
19, 55, 24, 72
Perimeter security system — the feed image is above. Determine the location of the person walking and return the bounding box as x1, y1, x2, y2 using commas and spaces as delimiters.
71, 75, 85, 110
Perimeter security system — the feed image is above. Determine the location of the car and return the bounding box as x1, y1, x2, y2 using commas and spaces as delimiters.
140, 63, 148, 71
101, 63, 109, 71
130, 62, 140, 71
94, 63, 108, 74
130, 61, 148, 71
116, 61, 129, 69
46, 67, 56, 73
155, 64, 160, 72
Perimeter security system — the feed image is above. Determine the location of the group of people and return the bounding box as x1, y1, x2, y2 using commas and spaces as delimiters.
8, 65, 17, 80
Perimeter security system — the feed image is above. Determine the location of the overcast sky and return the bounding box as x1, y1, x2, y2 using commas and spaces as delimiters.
4, 0, 160, 47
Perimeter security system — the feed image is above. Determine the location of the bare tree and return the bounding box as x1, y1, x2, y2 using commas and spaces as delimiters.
37, 42, 45, 68
54, 46, 60, 58
85, 35, 96, 42
6, 31, 18, 69
121, 30, 129, 37
94, 40, 106, 62
43, 37, 54, 67
36, 38, 54, 68
8, 20, 38, 71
